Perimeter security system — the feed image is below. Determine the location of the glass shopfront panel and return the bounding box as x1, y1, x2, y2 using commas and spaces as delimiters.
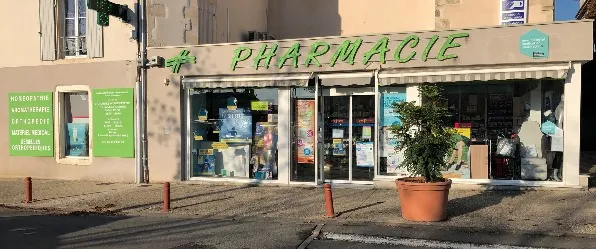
439, 80, 565, 182
189, 88, 279, 180
291, 87, 316, 182
377, 87, 407, 177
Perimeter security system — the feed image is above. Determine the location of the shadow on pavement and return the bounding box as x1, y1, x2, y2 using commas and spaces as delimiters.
447, 186, 522, 219
336, 201, 385, 218
112, 185, 254, 213
0, 211, 128, 249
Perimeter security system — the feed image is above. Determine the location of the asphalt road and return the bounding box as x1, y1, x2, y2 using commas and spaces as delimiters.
2, 207, 595, 249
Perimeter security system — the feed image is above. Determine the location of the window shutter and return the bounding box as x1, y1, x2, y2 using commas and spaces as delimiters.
86, 8, 104, 58
40, 0, 57, 61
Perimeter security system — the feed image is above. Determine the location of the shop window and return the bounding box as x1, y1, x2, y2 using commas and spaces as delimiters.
437, 80, 565, 182
378, 87, 407, 176
189, 88, 279, 180
291, 87, 316, 182
55, 86, 92, 165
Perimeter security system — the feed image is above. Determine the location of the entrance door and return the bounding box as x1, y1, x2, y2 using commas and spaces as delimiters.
321, 90, 375, 183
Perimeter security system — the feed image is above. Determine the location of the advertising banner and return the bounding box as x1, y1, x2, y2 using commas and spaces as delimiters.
8, 92, 54, 157
442, 126, 472, 179
219, 108, 252, 143
379, 92, 407, 174
381, 92, 406, 127
92, 88, 135, 158
296, 100, 315, 163
252, 122, 278, 179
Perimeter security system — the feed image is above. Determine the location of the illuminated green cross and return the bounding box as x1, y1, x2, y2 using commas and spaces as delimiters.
165, 50, 197, 74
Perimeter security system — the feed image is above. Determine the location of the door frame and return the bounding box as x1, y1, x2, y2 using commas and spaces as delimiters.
318, 87, 376, 184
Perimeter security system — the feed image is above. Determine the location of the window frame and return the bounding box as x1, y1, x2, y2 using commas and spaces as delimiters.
60, 0, 88, 59
54, 85, 93, 166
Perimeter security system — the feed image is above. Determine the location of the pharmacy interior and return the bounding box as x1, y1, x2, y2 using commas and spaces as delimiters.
168, 20, 591, 186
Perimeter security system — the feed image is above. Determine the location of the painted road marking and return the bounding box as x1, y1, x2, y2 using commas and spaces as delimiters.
321, 232, 551, 249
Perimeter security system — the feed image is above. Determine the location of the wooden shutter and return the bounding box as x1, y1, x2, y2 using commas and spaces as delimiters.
40, 0, 57, 61
86, 8, 104, 58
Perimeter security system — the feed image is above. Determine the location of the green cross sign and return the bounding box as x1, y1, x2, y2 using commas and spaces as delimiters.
165, 50, 197, 74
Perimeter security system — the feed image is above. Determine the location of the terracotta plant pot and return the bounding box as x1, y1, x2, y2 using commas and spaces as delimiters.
395, 177, 452, 222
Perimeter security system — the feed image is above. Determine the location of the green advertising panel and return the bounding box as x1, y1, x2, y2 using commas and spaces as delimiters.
92, 88, 135, 158
8, 92, 54, 156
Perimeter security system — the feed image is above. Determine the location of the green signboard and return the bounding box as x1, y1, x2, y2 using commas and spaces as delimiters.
92, 88, 135, 158
8, 92, 54, 156
520, 29, 549, 59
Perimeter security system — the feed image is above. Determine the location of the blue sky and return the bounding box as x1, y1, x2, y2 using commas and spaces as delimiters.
554, 0, 581, 20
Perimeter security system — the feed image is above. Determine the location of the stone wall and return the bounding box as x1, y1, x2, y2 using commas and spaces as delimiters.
147, 0, 201, 47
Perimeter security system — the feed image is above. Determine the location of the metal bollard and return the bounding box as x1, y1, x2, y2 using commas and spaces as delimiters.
25, 177, 32, 203
324, 183, 335, 218
163, 182, 170, 212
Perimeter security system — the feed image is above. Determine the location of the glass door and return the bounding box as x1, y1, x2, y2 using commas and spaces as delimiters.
321, 92, 375, 183
323, 96, 350, 181
351, 95, 375, 181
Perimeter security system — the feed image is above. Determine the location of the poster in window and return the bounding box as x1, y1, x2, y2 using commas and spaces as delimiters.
219, 108, 252, 143
332, 129, 344, 138
356, 142, 374, 167
442, 126, 471, 179
252, 122, 278, 179
332, 139, 345, 156
381, 92, 406, 127
296, 100, 315, 164
66, 123, 89, 156
194, 155, 216, 176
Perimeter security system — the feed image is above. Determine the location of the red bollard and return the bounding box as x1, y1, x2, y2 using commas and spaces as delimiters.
25, 177, 32, 203
324, 183, 335, 218
162, 182, 170, 212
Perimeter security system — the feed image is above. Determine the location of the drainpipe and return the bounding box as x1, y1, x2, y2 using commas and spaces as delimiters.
136, 0, 149, 184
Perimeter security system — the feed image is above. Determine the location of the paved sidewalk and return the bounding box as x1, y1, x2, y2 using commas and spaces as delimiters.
1, 178, 595, 237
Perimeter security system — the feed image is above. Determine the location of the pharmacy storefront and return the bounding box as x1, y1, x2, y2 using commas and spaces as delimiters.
148, 20, 593, 187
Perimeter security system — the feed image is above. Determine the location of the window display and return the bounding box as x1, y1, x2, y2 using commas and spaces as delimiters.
440, 80, 565, 181
63, 92, 90, 157
189, 88, 279, 180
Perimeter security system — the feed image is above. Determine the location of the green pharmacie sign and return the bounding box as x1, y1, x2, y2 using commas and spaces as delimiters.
231, 33, 469, 71
92, 88, 135, 158
8, 92, 54, 157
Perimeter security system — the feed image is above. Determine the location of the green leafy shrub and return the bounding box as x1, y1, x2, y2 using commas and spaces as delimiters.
390, 84, 456, 182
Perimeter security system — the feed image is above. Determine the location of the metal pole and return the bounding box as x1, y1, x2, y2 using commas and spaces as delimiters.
139, 0, 149, 183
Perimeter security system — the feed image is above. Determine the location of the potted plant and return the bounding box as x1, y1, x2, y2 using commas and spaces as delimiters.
390, 84, 456, 222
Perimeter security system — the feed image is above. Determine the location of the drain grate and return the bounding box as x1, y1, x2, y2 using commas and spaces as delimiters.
169, 242, 216, 249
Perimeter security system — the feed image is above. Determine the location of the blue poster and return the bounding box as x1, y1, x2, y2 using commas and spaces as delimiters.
219, 108, 252, 143
381, 93, 406, 127
195, 154, 216, 176
66, 123, 88, 156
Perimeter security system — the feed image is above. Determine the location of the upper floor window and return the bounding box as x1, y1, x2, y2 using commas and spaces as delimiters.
40, 0, 103, 61
62, 0, 88, 57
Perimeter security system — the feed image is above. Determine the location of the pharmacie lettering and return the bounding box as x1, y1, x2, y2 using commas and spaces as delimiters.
231, 33, 469, 70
